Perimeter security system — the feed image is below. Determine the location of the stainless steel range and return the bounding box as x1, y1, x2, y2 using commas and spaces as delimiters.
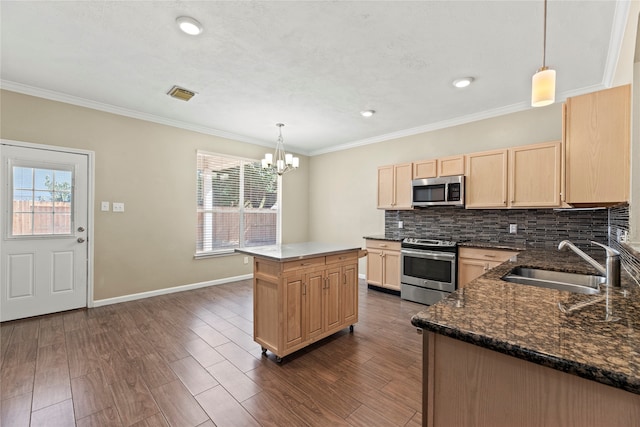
400, 238, 457, 305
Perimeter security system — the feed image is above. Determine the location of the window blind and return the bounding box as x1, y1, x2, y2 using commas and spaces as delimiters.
196, 151, 279, 255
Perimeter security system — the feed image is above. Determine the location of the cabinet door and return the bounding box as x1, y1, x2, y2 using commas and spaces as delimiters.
377, 165, 394, 209
509, 141, 561, 208
438, 155, 465, 177
324, 267, 342, 332
565, 85, 630, 204
366, 248, 383, 286
458, 258, 489, 288
394, 162, 414, 209
382, 250, 401, 291
342, 263, 358, 325
283, 274, 305, 350
414, 159, 437, 179
305, 270, 325, 340
465, 149, 508, 208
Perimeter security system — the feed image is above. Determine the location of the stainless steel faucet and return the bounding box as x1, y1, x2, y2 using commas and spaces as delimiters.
557, 240, 620, 288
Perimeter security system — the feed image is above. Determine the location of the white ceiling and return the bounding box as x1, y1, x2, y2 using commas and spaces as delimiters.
0, 1, 628, 156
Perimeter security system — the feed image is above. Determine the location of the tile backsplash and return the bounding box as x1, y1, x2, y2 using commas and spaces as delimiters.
385, 205, 639, 282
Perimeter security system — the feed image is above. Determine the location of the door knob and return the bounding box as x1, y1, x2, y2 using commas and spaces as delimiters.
77, 237, 85, 243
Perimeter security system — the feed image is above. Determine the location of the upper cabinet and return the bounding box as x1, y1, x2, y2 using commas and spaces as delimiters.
414, 155, 465, 179
466, 142, 562, 209
377, 162, 413, 209
564, 84, 630, 205
465, 149, 508, 208
509, 141, 561, 208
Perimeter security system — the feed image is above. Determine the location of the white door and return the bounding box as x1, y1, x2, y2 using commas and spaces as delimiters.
1, 144, 89, 321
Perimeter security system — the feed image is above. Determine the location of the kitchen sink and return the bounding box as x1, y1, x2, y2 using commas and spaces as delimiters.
501, 267, 604, 295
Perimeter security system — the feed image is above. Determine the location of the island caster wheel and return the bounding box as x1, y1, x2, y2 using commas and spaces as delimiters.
275, 356, 283, 364
349, 325, 354, 333
261, 347, 267, 356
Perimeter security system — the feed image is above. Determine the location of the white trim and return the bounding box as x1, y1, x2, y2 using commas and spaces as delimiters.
602, 0, 631, 87
92, 274, 253, 307
1, 80, 276, 151
0, 138, 96, 310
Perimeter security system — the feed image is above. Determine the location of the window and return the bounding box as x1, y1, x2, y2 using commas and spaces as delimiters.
11, 164, 73, 236
196, 151, 279, 255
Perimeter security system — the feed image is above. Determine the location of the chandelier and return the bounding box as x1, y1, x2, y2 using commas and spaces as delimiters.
262, 123, 299, 176
531, 0, 556, 107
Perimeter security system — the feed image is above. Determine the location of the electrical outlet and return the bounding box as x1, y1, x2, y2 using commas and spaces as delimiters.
112, 202, 125, 213
398, 221, 404, 229
101, 201, 110, 212
244, 256, 249, 265
509, 224, 517, 234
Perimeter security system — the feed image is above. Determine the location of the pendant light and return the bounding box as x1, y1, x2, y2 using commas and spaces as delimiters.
531, 0, 556, 107
262, 123, 299, 176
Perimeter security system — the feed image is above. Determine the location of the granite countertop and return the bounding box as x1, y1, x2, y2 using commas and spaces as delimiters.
235, 242, 362, 262
411, 248, 640, 395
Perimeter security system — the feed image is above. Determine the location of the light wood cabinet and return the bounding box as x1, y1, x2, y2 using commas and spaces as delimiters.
458, 247, 519, 288
253, 250, 359, 361
509, 141, 562, 208
422, 332, 640, 427
438, 155, 465, 177
413, 155, 465, 179
564, 84, 630, 205
377, 162, 413, 209
466, 142, 561, 209
465, 149, 508, 208
365, 239, 401, 291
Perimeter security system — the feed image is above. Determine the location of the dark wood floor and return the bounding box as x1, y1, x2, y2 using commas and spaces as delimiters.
1, 279, 425, 426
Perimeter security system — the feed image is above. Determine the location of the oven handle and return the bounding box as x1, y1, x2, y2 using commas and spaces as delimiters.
401, 249, 456, 261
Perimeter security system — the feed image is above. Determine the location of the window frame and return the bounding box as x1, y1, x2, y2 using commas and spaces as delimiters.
195, 150, 281, 258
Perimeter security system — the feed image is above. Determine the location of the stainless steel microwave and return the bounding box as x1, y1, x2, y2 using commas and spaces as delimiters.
411, 175, 464, 207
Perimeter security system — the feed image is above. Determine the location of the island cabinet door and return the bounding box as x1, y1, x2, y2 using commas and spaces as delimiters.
282, 273, 305, 350
305, 269, 326, 341
324, 267, 342, 333
341, 263, 358, 325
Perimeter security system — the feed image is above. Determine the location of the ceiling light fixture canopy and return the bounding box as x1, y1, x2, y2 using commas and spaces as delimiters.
531, 0, 555, 107
262, 123, 299, 176
176, 16, 203, 35
360, 110, 376, 117
452, 77, 474, 88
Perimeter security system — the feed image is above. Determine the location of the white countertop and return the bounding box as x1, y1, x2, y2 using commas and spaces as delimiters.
235, 242, 362, 261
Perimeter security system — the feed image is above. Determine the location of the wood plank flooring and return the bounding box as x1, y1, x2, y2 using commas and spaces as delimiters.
1, 280, 425, 426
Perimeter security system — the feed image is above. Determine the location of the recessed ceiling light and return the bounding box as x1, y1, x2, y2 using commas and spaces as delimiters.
452, 77, 474, 88
176, 16, 203, 36
360, 110, 376, 117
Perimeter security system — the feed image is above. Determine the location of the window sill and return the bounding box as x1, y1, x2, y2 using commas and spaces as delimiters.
194, 250, 236, 259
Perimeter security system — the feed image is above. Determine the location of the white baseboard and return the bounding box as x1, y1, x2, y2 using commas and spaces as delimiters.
92, 274, 253, 307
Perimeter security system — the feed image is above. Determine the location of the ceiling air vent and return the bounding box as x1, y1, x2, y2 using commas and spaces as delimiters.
167, 85, 196, 101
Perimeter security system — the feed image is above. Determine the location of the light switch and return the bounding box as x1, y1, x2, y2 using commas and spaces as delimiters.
113, 202, 125, 213
101, 201, 110, 212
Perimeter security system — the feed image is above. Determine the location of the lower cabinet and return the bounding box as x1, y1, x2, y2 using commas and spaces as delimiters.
365, 239, 401, 291
253, 251, 359, 360
458, 247, 519, 288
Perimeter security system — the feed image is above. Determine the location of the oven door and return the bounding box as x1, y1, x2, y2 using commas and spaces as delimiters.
401, 249, 456, 293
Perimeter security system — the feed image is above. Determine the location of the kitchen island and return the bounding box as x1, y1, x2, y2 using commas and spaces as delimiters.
412, 247, 640, 427
236, 242, 362, 362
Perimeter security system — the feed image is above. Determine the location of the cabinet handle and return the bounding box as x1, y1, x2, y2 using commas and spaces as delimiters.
301, 262, 311, 266
303, 283, 306, 295
343, 274, 346, 285
379, 244, 387, 248
338, 256, 346, 260
483, 254, 496, 258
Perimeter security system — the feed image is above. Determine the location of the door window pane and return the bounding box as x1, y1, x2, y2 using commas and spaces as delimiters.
11, 166, 73, 236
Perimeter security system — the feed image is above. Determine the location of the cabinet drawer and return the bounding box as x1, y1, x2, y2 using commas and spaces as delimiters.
283, 256, 325, 272
365, 240, 401, 251
458, 247, 518, 263
326, 251, 358, 264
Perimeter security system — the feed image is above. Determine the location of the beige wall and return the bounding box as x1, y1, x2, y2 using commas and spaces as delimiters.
0, 90, 309, 300
308, 104, 563, 264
